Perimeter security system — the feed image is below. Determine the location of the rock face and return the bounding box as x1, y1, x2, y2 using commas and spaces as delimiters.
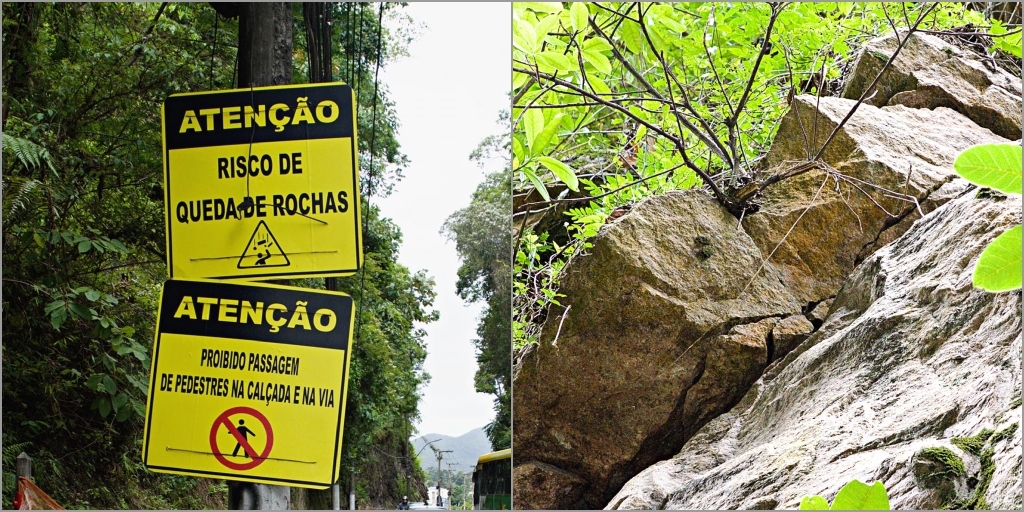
512, 29, 1020, 510
750, 95, 1006, 304
771, 315, 814, 357
842, 31, 1022, 140
513, 191, 803, 509
607, 191, 1022, 510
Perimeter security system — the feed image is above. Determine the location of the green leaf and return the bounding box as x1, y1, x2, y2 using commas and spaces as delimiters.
68, 302, 92, 321
536, 51, 574, 72
619, 19, 644, 53
125, 373, 149, 394
115, 403, 132, 422
514, 19, 538, 54
588, 76, 611, 96
50, 308, 67, 330
513, 136, 525, 162
523, 166, 550, 201
86, 374, 103, 392
112, 392, 128, 411
570, 2, 589, 33
534, 12, 561, 44
582, 37, 613, 53
646, 25, 667, 52
78, 240, 92, 253
582, 50, 612, 74
85, 289, 101, 302
532, 113, 564, 155
799, 495, 830, 510
953, 143, 1022, 195
97, 396, 111, 418
830, 480, 890, 510
974, 225, 1023, 292
523, 108, 545, 150
536, 156, 579, 191
101, 375, 117, 395
44, 300, 65, 315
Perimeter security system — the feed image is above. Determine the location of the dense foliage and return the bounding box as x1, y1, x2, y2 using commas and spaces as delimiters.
2, 2, 433, 508
443, 125, 512, 451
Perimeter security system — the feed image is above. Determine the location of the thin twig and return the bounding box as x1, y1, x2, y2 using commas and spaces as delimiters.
551, 305, 571, 347
513, 65, 731, 205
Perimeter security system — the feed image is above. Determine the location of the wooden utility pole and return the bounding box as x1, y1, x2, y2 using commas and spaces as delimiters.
211, 3, 293, 508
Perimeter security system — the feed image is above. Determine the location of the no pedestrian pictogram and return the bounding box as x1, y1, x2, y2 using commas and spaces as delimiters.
210, 407, 274, 471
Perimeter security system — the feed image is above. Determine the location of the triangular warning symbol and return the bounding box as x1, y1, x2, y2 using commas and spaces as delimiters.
238, 221, 291, 269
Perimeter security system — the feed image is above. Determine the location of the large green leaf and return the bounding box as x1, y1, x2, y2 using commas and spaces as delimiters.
532, 113, 564, 155
536, 51, 574, 73
799, 495, 830, 510
829, 480, 890, 510
570, 2, 589, 33
535, 156, 579, 191
582, 49, 612, 74
523, 108, 545, 150
953, 143, 1022, 195
522, 166, 550, 201
974, 225, 1023, 292
619, 19, 644, 53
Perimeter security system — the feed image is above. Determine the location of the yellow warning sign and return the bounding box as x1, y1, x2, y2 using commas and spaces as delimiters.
161, 82, 361, 281
142, 278, 355, 488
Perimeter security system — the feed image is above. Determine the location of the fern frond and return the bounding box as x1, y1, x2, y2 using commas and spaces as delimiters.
2, 133, 56, 173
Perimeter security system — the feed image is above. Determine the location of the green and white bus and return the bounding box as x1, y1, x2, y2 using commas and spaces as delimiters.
472, 449, 510, 510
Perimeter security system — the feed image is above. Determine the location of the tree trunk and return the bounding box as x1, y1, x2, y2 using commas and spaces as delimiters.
237, 2, 293, 88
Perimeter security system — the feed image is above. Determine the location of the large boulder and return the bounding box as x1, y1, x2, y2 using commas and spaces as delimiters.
749, 95, 1007, 304
513, 190, 804, 509
842, 31, 1022, 140
608, 190, 1022, 510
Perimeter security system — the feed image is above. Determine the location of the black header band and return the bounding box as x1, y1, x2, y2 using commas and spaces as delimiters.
163, 83, 354, 150
159, 279, 353, 350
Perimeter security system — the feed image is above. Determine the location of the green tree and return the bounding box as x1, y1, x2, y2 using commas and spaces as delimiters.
443, 126, 512, 450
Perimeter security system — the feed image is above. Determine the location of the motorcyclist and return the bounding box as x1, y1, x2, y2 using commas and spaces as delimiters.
397, 495, 410, 510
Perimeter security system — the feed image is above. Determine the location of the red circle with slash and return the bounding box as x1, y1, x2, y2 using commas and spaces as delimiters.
210, 406, 274, 470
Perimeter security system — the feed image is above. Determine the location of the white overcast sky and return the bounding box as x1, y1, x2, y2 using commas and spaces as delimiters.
376, 3, 510, 437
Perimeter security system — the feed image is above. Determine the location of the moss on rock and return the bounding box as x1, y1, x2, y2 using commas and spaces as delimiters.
991, 423, 1018, 444
952, 428, 994, 456
916, 447, 967, 478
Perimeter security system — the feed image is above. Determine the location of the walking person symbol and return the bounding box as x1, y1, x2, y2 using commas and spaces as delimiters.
230, 419, 257, 458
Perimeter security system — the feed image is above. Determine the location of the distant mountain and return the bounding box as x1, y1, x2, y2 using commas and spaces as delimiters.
411, 426, 493, 473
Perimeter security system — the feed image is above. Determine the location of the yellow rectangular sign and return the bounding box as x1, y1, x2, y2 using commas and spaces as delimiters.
142, 278, 354, 488
162, 82, 361, 280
